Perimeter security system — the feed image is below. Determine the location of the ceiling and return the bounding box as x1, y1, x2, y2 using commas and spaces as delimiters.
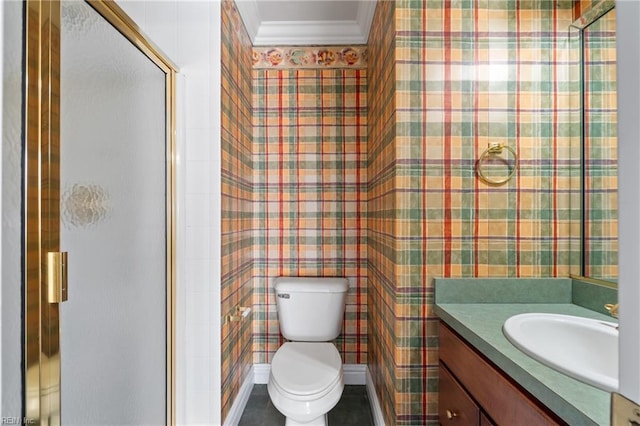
235, 0, 376, 46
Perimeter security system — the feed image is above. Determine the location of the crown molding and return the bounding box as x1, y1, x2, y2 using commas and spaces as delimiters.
235, 0, 375, 46
253, 20, 367, 46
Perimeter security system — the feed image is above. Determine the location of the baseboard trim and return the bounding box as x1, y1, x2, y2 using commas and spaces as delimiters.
366, 366, 386, 426
254, 363, 270, 384
253, 363, 367, 385
343, 364, 367, 385
224, 366, 255, 426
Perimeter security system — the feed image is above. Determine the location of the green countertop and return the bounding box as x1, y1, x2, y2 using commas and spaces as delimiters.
434, 279, 616, 426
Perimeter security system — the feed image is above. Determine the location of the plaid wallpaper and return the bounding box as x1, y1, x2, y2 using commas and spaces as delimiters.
218, 0, 606, 423
252, 68, 368, 365
366, 0, 398, 424
575, 0, 600, 18
583, 6, 617, 280
368, 1, 577, 424
220, 0, 253, 421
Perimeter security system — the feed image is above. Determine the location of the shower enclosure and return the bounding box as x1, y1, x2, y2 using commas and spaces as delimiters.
23, 1, 176, 424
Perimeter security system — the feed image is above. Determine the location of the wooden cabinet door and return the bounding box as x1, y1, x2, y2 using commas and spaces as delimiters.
480, 412, 496, 426
439, 364, 480, 425
439, 323, 565, 425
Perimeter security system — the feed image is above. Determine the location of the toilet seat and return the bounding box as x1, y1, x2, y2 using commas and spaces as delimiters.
270, 342, 342, 400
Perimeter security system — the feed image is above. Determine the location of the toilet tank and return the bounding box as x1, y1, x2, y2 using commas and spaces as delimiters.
273, 277, 349, 342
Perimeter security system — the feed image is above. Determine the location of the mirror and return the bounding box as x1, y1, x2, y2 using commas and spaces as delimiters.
570, 1, 617, 285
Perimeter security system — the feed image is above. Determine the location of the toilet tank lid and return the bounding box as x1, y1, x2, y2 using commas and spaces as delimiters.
273, 277, 349, 293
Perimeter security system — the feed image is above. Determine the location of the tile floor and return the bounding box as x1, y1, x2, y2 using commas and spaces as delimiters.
238, 385, 374, 426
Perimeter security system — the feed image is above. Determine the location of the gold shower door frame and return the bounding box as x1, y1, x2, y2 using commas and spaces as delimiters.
23, 1, 178, 424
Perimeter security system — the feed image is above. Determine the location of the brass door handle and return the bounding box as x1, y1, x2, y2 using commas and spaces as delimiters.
446, 409, 458, 420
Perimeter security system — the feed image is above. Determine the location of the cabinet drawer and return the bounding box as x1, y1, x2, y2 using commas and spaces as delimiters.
439, 364, 480, 425
439, 323, 566, 426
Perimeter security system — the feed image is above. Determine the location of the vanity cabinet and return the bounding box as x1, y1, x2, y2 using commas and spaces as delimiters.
439, 323, 567, 426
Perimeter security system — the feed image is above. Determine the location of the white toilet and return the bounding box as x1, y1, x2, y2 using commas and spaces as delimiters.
267, 277, 349, 426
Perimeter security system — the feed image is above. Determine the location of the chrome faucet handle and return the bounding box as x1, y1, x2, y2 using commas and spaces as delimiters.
605, 303, 619, 319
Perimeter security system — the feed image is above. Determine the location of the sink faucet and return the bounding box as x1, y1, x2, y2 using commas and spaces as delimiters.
605, 303, 619, 319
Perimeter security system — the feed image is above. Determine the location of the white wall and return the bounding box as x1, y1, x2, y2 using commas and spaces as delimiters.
1, 0, 25, 417
1, 1, 4, 415
617, 0, 640, 405
115, 1, 222, 424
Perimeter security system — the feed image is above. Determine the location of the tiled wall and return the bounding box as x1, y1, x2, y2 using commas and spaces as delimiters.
220, 0, 253, 421
252, 68, 368, 365
368, 1, 577, 424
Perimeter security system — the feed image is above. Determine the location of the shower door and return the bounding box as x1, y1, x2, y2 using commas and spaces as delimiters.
23, 1, 176, 424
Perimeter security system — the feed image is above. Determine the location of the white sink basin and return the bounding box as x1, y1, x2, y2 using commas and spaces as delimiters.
503, 313, 618, 392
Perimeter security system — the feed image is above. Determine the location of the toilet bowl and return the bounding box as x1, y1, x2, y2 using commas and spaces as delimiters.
268, 342, 344, 425
267, 277, 349, 425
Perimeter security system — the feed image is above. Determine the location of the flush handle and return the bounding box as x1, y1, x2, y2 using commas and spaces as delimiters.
605, 303, 619, 318
446, 409, 458, 420
47, 252, 68, 303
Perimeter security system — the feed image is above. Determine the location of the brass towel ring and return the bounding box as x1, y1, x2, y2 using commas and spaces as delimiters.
476, 143, 518, 185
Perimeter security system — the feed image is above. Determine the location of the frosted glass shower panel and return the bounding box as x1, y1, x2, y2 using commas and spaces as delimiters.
60, 1, 167, 424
